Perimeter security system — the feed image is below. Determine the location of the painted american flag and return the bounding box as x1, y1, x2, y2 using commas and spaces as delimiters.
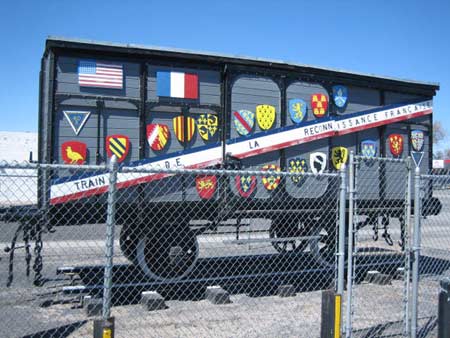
78, 60, 123, 89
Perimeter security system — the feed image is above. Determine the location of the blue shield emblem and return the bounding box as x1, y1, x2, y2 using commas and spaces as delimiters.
332, 85, 348, 108
233, 110, 255, 136
288, 99, 307, 124
411, 130, 424, 151
361, 140, 377, 158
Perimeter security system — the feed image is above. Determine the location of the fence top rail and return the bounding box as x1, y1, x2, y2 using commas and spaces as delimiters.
118, 166, 340, 178
421, 174, 450, 180
353, 155, 408, 164
0, 160, 108, 171
0, 160, 340, 178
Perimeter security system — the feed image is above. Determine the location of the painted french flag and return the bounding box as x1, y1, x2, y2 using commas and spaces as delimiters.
156, 71, 199, 99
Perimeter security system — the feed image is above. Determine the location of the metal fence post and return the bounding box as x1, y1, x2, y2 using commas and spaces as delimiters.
403, 158, 412, 337
411, 166, 421, 338
103, 155, 118, 320
345, 152, 355, 338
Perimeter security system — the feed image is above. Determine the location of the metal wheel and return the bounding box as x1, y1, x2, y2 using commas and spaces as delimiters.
136, 226, 199, 280
309, 224, 337, 267
119, 225, 141, 264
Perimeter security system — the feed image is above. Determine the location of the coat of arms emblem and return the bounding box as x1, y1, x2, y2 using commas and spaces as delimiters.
197, 113, 218, 142
233, 110, 255, 136
388, 134, 404, 157
331, 146, 348, 170
332, 85, 348, 108
261, 164, 281, 191
256, 104, 276, 130
288, 99, 307, 124
361, 140, 377, 158
288, 158, 308, 184
411, 130, 424, 152
310, 152, 327, 174
235, 175, 257, 198
311, 93, 328, 118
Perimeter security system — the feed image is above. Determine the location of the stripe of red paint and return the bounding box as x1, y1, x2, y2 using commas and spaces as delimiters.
184, 73, 198, 99
233, 111, 252, 132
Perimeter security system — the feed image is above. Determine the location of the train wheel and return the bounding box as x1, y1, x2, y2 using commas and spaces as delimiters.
269, 221, 310, 253
136, 226, 199, 280
309, 225, 337, 267
119, 225, 141, 264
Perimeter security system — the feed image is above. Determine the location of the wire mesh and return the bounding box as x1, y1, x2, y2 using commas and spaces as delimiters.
414, 172, 450, 338
0, 160, 341, 338
347, 156, 411, 338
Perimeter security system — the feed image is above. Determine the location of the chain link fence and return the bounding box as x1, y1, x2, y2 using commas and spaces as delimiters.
0, 159, 342, 338
2, 157, 450, 337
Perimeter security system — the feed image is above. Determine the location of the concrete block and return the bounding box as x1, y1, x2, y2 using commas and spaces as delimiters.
141, 291, 167, 311
365, 270, 380, 283
372, 273, 393, 285
277, 284, 296, 297
83, 296, 102, 317
205, 286, 231, 305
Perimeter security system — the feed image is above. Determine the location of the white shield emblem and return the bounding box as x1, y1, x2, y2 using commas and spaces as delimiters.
310, 152, 327, 174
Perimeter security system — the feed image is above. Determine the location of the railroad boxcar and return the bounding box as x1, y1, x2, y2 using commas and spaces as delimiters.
36, 37, 439, 280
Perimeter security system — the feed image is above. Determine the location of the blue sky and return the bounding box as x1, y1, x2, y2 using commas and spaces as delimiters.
1, 0, 449, 146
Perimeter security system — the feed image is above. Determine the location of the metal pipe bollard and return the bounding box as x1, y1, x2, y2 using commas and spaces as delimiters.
439, 278, 450, 338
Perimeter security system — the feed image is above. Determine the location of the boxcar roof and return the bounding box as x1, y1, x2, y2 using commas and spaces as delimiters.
45, 36, 439, 93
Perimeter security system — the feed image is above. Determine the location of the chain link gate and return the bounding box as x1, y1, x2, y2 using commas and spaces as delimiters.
345, 154, 412, 337
0, 160, 343, 338
412, 172, 450, 337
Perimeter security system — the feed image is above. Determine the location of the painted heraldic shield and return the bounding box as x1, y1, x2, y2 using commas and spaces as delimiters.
310, 152, 327, 175
261, 164, 281, 191
173, 116, 196, 142
389, 134, 404, 157
411, 130, 424, 152
61, 141, 87, 165
331, 147, 348, 170
197, 113, 218, 141
147, 124, 170, 151
233, 110, 255, 136
256, 105, 276, 130
361, 140, 377, 158
63, 111, 90, 135
288, 99, 307, 124
195, 175, 217, 199
288, 158, 308, 184
235, 175, 257, 198
332, 85, 348, 108
106, 135, 130, 163
311, 93, 328, 118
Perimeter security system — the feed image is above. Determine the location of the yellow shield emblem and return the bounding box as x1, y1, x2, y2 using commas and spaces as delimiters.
331, 147, 348, 170
256, 105, 276, 130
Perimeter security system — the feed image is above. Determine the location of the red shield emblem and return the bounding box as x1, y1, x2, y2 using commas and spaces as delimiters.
61, 141, 87, 165
195, 175, 217, 199
388, 134, 404, 157
106, 135, 130, 163
311, 93, 328, 117
261, 164, 281, 191
173, 116, 196, 142
147, 124, 170, 151
235, 175, 257, 198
